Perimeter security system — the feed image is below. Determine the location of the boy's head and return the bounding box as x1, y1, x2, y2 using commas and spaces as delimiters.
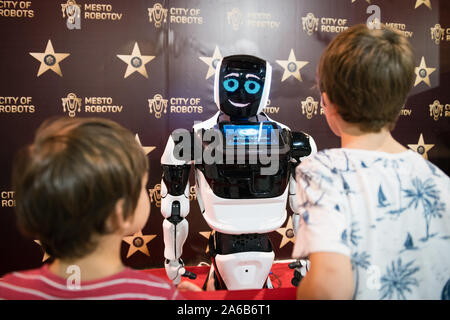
318, 24, 415, 133
12, 117, 150, 260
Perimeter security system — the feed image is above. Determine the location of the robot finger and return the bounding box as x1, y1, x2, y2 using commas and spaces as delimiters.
288, 260, 302, 269
291, 276, 300, 287
182, 270, 197, 280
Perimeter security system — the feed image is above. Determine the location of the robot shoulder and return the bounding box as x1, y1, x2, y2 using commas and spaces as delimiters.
263, 113, 291, 131
192, 111, 221, 132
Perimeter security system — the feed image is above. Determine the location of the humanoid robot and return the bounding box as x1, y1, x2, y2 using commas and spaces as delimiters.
160, 55, 317, 290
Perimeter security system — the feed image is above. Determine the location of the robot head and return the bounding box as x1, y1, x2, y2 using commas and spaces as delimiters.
214, 55, 272, 119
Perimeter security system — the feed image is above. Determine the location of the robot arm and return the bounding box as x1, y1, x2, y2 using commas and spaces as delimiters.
288, 131, 317, 236
288, 131, 316, 286
160, 134, 196, 285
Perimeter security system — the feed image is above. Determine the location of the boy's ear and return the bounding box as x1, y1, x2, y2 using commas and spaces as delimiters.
106, 198, 131, 232
322, 92, 338, 115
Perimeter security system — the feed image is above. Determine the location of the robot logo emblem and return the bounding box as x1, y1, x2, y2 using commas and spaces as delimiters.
429, 100, 443, 121
148, 94, 168, 118
302, 13, 319, 36
149, 184, 162, 207
61, 0, 81, 30
149, 183, 196, 207
148, 3, 168, 28
301, 96, 319, 120
227, 8, 243, 31
62, 93, 82, 118
430, 24, 445, 44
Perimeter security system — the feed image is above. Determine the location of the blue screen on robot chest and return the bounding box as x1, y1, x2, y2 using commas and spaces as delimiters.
223, 124, 279, 146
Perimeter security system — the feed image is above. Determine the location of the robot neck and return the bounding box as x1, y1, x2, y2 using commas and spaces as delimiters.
219, 112, 267, 123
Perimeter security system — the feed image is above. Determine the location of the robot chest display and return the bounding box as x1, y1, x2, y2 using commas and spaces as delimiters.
192, 123, 294, 199
195, 156, 293, 199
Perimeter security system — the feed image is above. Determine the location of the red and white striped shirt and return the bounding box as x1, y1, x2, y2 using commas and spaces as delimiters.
0, 264, 183, 300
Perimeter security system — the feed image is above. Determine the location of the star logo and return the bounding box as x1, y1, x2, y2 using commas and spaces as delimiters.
415, 0, 432, 9
29, 40, 70, 77
276, 49, 309, 82
34, 240, 51, 262
117, 42, 155, 79
199, 231, 212, 253
199, 46, 223, 80
414, 56, 436, 87
276, 216, 296, 248
407, 133, 434, 160
135, 134, 156, 155
123, 231, 156, 258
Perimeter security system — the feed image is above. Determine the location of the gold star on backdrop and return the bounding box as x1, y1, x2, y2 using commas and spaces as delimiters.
415, 0, 432, 9
199, 231, 212, 253
199, 46, 223, 80
34, 240, 51, 262
135, 134, 156, 155
408, 133, 434, 160
117, 42, 155, 79
29, 40, 70, 77
276, 49, 309, 82
123, 231, 156, 258
414, 56, 436, 87
276, 216, 296, 248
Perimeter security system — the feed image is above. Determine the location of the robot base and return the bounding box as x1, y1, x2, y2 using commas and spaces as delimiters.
213, 251, 275, 290
206, 231, 275, 290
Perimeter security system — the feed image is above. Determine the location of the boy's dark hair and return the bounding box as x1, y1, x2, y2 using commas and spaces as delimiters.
12, 117, 148, 259
318, 24, 415, 132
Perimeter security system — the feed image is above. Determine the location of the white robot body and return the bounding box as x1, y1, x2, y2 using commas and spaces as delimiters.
196, 169, 288, 235
160, 55, 316, 290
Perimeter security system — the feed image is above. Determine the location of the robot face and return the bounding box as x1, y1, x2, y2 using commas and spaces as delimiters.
217, 55, 268, 118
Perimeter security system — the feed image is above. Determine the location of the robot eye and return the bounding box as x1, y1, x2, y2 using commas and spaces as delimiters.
223, 79, 239, 92
244, 80, 261, 94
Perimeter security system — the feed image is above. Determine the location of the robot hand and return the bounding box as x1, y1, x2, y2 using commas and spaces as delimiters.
288, 259, 310, 287
292, 213, 300, 237
165, 258, 197, 286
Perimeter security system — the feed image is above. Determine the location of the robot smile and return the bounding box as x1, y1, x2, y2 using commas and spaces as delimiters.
228, 100, 250, 108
